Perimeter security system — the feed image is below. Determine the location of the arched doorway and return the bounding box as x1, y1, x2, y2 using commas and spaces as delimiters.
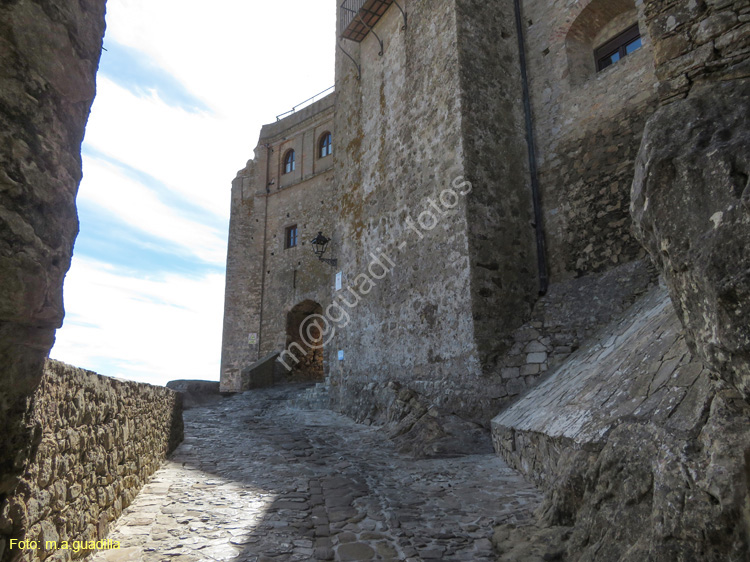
285, 300, 325, 380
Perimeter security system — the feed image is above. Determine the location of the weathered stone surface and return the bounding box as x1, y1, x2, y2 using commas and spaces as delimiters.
491, 3, 750, 559
493, 285, 750, 560
0, 0, 105, 558
382, 382, 494, 459
492, 285, 709, 482
523, 0, 659, 278
165, 380, 223, 410
219, 95, 336, 393
538, 387, 750, 561
222, 0, 666, 433
90, 385, 542, 562
2, 361, 183, 562
326, 0, 543, 427
632, 77, 750, 401
644, 0, 750, 101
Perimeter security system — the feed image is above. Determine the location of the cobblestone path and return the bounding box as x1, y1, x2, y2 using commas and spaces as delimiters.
91, 385, 542, 562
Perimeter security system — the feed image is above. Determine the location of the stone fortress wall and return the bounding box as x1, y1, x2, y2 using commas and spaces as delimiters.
523, 0, 659, 278
1, 362, 183, 562
221, 0, 666, 420
323, 0, 663, 424
220, 95, 337, 392
220, 0, 750, 556
328, 0, 501, 424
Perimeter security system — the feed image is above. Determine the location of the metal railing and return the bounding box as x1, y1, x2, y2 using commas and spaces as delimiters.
340, 0, 367, 37
275, 86, 335, 122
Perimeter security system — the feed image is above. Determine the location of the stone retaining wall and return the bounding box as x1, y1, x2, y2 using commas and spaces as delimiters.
0, 361, 183, 562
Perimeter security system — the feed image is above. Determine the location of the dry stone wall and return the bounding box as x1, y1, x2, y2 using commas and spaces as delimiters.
0, 361, 183, 562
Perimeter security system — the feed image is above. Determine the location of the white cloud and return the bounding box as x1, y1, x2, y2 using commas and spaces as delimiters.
52, 1, 335, 384
83, 77, 233, 219
52, 257, 225, 386
104, 0, 336, 119
80, 153, 226, 265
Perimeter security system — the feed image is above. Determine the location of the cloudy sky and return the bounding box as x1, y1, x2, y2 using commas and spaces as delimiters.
50, 0, 335, 386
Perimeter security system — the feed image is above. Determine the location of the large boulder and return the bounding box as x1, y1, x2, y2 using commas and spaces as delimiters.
631, 78, 750, 400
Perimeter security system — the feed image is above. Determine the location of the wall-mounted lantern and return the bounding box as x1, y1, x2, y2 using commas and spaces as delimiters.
311, 231, 338, 267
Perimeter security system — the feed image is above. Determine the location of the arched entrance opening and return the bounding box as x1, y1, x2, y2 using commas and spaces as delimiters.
285, 300, 325, 380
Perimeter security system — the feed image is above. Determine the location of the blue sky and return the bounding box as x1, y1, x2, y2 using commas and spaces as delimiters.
50, 0, 335, 386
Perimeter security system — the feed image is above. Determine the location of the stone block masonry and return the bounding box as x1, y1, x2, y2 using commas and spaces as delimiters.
220, 94, 336, 392
521, 0, 659, 278
644, 0, 750, 102
0, 361, 183, 562
330, 0, 539, 427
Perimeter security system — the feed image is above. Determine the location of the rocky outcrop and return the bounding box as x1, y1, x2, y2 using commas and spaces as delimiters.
494, 384, 750, 561
0, 0, 106, 536
492, 286, 750, 561
490, 2, 750, 559
1, 361, 183, 562
631, 77, 750, 400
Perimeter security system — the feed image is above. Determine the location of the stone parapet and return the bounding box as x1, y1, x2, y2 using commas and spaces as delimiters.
0, 361, 183, 562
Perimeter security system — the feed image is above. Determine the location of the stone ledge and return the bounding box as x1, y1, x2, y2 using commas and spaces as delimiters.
491, 284, 711, 489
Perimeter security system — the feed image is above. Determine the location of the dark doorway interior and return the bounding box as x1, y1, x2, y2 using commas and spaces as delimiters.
285, 300, 325, 380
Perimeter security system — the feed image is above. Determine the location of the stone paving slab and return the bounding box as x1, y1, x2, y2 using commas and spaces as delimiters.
90, 385, 542, 562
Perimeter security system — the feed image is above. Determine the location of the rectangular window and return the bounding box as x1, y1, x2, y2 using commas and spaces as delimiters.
595, 24, 642, 72
285, 225, 298, 249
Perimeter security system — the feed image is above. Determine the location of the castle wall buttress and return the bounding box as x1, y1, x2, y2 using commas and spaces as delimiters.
330, 0, 540, 424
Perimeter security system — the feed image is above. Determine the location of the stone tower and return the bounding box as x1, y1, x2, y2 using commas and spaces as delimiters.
222, 0, 659, 423
220, 95, 337, 392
